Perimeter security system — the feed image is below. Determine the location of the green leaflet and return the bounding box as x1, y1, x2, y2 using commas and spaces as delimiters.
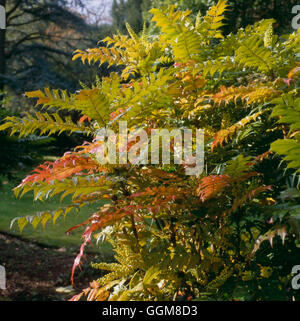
271, 95, 300, 172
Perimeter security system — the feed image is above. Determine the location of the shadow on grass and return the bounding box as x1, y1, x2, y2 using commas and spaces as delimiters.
0, 175, 114, 301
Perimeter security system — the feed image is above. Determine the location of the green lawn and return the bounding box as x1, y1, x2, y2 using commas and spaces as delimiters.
0, 178, 112, 255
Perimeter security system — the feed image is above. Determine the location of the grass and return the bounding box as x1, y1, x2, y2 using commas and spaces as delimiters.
0, 175, 112, 255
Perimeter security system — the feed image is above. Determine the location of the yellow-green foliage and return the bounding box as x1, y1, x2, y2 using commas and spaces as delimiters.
1, 0, 300, 301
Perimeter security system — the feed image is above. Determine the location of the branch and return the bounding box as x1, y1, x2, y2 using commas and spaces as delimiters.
6, 0, 22, 18
8, 18, 41, 27
5, 32, 46, 59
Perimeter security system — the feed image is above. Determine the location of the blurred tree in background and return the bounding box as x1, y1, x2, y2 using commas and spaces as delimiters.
223, 0, 299, 34
111, 0, 144, 34
0, 0, 115, 182
0, 102, 55, 185
1, 1, 85, 100
111, 0, 300, 35
1, 0, 299, 183
2, 0, 297, 106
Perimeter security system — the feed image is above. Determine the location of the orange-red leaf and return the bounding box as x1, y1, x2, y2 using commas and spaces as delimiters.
197, 175, 231, 202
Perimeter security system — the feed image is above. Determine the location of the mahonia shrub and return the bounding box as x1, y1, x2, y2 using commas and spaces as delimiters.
1, 0, 300, 300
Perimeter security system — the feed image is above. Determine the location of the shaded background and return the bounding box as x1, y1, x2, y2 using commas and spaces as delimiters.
0, 0, 299, 300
